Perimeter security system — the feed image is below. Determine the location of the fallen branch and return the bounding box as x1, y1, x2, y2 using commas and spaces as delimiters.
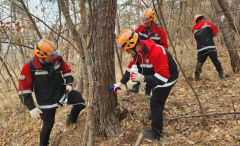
165, 111, 240, 120
134, 132, 143, 146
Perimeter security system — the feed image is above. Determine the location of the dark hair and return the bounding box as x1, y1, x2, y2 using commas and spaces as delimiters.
196, 16, 204, 23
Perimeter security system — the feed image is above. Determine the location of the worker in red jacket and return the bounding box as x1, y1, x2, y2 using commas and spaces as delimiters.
128, 8, 168, 96
111, 29, 178, 140
18, 39, 85, 146
193, 14, 224, 80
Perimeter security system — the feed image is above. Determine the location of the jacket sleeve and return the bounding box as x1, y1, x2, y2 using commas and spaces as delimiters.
120, 58, 135, 84
18, 62, 35, 110
158, 28, 168, 49
144, 46, 170, 85
61, 56, 74, 84
209, 22, 218, 35
120, 71, 130, 84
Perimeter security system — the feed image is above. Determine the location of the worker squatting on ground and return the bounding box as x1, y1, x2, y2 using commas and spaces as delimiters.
111, 29, 178, 140
193, 14, 225, 80
18, 39, 85, 146
127, 8, 168, 97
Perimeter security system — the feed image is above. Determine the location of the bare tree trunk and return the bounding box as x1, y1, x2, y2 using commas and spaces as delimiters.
167, 0, 175, 30
212, 0, 240, 72
116, 9, 123, 62
79, 0, 89, 97
136, 0, 141, 26
218, 0, 240, 36
58, 0, 89, 97
0, 42, 1, 57
90, 0, 120, 137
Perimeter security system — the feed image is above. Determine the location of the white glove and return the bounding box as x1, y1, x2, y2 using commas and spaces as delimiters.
130, 72, 144, 82
114, 83, 122, 91
66, 84, 72, 92
29, 108, 42, 119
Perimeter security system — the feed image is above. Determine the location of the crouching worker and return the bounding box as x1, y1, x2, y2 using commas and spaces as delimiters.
18, 39, 85, 146
111, 29, 178, 140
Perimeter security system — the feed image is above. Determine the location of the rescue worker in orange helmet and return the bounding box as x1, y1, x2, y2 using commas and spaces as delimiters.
128, 8, 168, 97
111, 29, 178, 140
18, 39, 85, 146
193, 14, 225, 80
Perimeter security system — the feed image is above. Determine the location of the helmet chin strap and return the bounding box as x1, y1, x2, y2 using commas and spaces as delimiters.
131, 45, 138, 55
39, 57, 48, 64
42, 58, 47, 64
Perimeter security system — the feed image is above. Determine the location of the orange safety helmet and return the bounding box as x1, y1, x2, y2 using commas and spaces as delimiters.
141, 8, 155, 24
116, 29, 138, 52
194, 14, 204, 23
34, 39, 59, 59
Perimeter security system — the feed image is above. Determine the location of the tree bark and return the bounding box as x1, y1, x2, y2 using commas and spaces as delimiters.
212, 0, 240, 72
90, 0, 120, 137
57, 0, 89, 97
79, 0, 89, 97
218, 0, 240, 35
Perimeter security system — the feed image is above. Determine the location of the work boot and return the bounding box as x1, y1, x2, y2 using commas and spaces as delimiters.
195, 62, 202, 81
195, 72, 200, 80
127, 83, 140, 93
145, 84, 152, 99
218, 72, 225, 79
142, 113, 152, 120
66, 115, 77, 125
141, 129, 161, 141
66, 104, 85, 125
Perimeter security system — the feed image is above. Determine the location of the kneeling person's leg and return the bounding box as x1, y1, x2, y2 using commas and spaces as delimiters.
67, 90, 85, 123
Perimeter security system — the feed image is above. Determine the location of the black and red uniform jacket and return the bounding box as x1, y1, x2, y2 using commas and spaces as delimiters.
121, 39, 178, 88
135, 21, 168, 49
18, 55, 73, 110
193, 20, 218, 53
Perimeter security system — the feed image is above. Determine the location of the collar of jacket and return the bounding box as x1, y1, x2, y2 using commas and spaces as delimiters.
193, 20, 206, 30
33, 55, 58, 69
141, 21, 158, 34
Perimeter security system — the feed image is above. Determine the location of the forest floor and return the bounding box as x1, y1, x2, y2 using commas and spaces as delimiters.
1, 41, 240, 146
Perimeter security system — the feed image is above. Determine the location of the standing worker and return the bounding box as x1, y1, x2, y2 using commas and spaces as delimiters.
193, 14, 225, 80
128, 8, 168, 97
111, 29, 178, 140
18, 39, 85, 146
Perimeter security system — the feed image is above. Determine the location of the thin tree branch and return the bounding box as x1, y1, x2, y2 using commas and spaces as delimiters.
18, 0, 42, 39
0, 41, 33, 49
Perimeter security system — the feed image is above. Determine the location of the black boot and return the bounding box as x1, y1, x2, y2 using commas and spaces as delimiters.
195, 72, 200, 80
66, 104, 85, 125
141, 129, 161, 141
66, 115, 77, 125
127, 82, 140, 93
195, 62, 202, 81
145, 82, 152, 99
218, 71, 225, 79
